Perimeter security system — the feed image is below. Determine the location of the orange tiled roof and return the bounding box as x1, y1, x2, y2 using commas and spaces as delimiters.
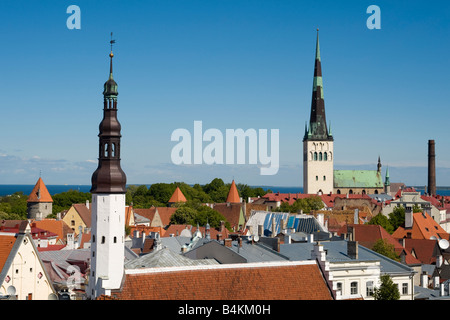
392, 212, 450, 241
32, 219, 72, 242
168, 187, 187, 203
156, 207, 177, 226
105, 262, 333, 300
0, 234, 16, 272
226, 180, 240, 203
27, 177, 53, 203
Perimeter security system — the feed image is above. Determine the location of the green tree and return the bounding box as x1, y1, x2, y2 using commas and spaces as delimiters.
388, 206, 405, 231
273, 196, 324, 213
0, 192, 28, 218
372, 239, 400, 261
368, 213, 394, 234
170, 206, 198, 225
170, 200, 231, 230
52, 190, 91, 214
373, 274, 400, 300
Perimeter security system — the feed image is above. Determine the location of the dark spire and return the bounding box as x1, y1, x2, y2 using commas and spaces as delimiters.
304, 29, 333, 142
91, 35, 127, 194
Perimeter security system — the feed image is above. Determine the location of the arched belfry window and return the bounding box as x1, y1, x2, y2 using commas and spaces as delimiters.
111, 143, 116, 157
324, 152, 328, 161
319, 152, 323, 161
104, 143, 109, 157
314, 152, 318, 161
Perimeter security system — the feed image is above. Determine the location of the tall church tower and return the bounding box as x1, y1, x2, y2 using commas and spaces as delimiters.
303, 30, 334, 194
88, 38, 127, 299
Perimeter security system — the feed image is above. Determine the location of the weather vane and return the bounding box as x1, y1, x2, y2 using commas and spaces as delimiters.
110, 32, 116, 52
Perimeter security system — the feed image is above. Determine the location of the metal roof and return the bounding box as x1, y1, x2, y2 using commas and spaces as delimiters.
280, 240, 414, 275
124, 247, 218, 269
334, 170, 384, 188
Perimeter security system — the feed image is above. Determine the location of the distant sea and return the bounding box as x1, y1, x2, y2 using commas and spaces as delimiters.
1, 184, 450, 197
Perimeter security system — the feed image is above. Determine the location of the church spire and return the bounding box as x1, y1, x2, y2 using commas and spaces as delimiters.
304, 29, 332, 142
91, 34, 127, 194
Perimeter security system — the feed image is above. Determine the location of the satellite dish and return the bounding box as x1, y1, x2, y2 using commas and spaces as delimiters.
439, 239, 449, 250
430, 236, 438, 241
253, 235, 259, 242
6, 286, 16, 296
48, 293, 58, 300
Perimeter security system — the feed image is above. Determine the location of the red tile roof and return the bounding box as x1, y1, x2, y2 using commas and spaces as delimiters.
392, 212, 450, 241
226, 180, 240, 203
0, 234, 16, 272
400, 238, 438, 264
32, 219, 72, 242
168, 187, 187, 203
27, 177, 53, 203
134, 207, 177, 227
103, 262, 333, 300
211, 203, 243, 230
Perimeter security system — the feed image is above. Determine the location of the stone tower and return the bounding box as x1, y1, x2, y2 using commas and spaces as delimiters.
27, 177, 53, 220
303, 30, 334, 194
88, 40, 127, 299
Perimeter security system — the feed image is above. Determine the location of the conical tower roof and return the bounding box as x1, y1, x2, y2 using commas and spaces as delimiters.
226, 180, 240, 203
27, 177, 53, 203
169, 186, 187, 203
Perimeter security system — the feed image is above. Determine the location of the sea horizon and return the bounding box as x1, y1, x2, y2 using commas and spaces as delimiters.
1, 184, 450, 197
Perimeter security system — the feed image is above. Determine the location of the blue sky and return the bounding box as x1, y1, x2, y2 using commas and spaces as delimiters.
0, 0, 449, 187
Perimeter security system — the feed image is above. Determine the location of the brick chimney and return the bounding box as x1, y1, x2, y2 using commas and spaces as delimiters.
224, 238, 232, 247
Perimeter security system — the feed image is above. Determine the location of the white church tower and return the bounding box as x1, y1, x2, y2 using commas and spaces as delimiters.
88, 38, 127, 299
303, 30, 334, 195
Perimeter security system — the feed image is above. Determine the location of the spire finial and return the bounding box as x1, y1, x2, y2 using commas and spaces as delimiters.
108, 32, 116, 78
110, 32, 116, 56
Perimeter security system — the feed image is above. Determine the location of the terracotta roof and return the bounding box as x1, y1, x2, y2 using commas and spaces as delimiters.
27, 177, 53, 203
336, 223, 421, 265
0, 223, 58, 240
168, 187, 187, 203
156, 207, 177, 227
0, 234, 16, 272
104, 262, 333, 300
392, 212, 450, 241
337, 224, 401, 251
32, 219, 72, 242
226, 180, 240, 203
125, 206, 134, 226
212, 203, 243, 230
133, 207, 157, 221
73, 203, 92, 228
401, 238, 438, 264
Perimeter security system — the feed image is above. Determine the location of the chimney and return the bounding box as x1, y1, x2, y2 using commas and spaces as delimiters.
224, 238, 232, 247
258, 224, 264, 237
348, 241, 359, 259
217, 234, 222, 241
220, 220, 225, 233
86, 200, 90, 210
354, 209, 359, 224
238, 237, 242, 247
317, 213, 324, 227
271, 217, 276, 238
405, 206, 413, 229
428, 140, 436, 196
421, 271, 428, 288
